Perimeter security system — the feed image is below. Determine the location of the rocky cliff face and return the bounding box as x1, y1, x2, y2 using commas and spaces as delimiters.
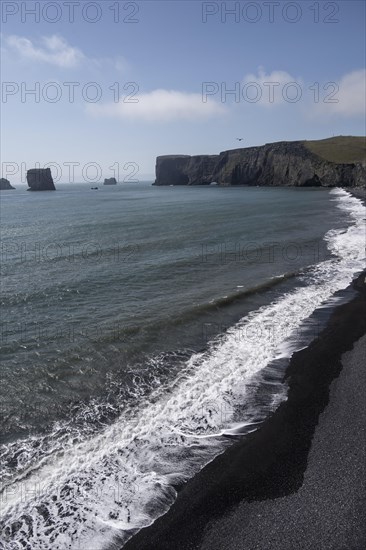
154, 141, 366, 188
27, 168, 56, 191
0, 178, 15, 190
154, 155, 218, 185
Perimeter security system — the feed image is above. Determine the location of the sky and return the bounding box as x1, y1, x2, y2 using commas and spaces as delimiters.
1, 0, 365, 182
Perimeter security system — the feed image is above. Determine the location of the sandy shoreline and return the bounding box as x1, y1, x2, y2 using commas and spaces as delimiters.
123, 268, 366, 550
198, 332, 366, 550
123, 187, 366, 550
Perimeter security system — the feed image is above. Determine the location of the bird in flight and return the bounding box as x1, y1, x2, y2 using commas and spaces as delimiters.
236, 138, 244, 141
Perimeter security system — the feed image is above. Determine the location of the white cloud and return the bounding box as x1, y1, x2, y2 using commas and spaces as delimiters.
313, 69, 365, 117
5, 34, 85, 67
243, 67, 303, 107
87, 89, 227, 122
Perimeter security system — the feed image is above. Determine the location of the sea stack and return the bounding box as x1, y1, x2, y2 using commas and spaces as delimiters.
104, 177, 117, 185
0, 178, 15, 190
27, 168, 56, 191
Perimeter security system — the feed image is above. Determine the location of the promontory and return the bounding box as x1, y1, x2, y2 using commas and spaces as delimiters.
153, 136, 366, 188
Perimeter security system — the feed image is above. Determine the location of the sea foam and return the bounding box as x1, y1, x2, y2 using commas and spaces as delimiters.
1, 189, 364, 550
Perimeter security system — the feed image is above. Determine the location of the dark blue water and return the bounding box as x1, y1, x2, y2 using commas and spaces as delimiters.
0, 183, 364, 549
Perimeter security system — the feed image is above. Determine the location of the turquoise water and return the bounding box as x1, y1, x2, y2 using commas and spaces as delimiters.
0, 183, 364, 549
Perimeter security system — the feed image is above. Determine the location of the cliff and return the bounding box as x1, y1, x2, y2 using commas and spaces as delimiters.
0, 178, 15, 190
154, 139, 366, 188
27, 168, 56, 191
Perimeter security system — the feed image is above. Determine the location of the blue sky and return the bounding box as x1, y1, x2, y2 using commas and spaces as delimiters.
1, 0, 365, 182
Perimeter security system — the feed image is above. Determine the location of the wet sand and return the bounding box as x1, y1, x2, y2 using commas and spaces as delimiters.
198, 332, 366, 550
348, 187, 366, 202
123, 270, 366, 550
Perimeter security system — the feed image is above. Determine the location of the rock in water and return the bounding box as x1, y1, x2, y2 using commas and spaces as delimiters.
27, 168, 56, 191
0, 178, 15, 190
104, 177, 117, 185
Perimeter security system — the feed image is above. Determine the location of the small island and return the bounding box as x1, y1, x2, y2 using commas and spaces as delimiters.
104, 177, 117, 185
0, 178, 15, 190
27, 168, 56, 191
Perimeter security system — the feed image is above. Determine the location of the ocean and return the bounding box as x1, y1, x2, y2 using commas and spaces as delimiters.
0, 183, 365, 549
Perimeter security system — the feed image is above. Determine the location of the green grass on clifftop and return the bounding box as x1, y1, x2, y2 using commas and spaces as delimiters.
304, 136, 366, 164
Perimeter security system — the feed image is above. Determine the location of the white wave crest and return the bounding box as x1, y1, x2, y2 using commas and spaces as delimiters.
1, 189, 365, 550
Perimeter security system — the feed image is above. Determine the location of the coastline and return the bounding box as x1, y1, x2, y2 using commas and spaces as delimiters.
123, 268, 366, 550
2, 185, 364, 549
347, 186, 366, 203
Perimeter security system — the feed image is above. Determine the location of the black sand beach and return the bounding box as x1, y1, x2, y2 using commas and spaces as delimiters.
123, 269, 366, 550
348, 187, 366, 203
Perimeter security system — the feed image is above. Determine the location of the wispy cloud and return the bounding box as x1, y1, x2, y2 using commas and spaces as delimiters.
5, 34, 85, 68
90, 55, 129, 74
4, 34, 129, 75
87, 89, 227, 122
